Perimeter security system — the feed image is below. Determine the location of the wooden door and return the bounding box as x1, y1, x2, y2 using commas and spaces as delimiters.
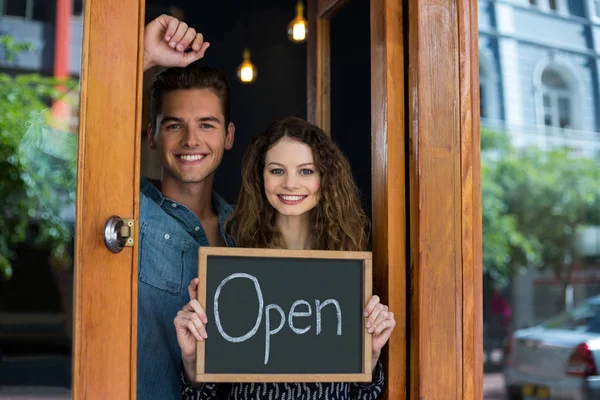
71, 0, 482, 398
72, 0, 144, 398
307, 0, 483, 399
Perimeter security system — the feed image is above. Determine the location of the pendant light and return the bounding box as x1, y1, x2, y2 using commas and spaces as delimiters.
287, 1, 307, 43
236, 48, 258, 84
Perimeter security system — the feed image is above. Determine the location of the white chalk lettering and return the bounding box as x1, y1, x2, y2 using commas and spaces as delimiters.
315, 299, 342, 335
213, 273, 264, 343
264, 304, 285, 364
288, 300, 312, 334
213, 274, 344, 364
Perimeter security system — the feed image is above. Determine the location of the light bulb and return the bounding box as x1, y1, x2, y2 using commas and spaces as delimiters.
292, 21, 306, 42
287, 1, 307, 43
240, 65, 254, 82
236, 49, 258, 84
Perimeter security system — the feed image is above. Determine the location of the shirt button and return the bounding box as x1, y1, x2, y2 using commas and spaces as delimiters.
194, 226, 200, 232
171, 203, 178, 208
164, 234, 170, 240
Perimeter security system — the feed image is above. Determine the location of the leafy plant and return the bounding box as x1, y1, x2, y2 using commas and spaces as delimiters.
0, 35, 78, 278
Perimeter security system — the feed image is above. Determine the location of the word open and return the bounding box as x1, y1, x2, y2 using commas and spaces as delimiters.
213, 273, 343, 364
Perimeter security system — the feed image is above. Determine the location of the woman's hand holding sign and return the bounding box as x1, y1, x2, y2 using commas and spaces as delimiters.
364, 295, 396, 372
174, 278, 205, 383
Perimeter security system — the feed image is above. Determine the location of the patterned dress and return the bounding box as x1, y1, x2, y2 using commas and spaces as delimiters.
180, 361, 385, 400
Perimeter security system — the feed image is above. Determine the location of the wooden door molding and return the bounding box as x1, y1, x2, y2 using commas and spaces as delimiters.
73, 0, 144, 398
317, 0, 350, 18
306, 0, 349, 133
370, 0, 406, 399
406, 0, 482, 398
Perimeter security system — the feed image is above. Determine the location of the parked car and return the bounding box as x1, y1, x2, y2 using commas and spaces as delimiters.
504, 295, 600, 399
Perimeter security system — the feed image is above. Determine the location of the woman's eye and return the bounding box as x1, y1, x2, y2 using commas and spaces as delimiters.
270, 168, 284, 175
300, 169, 314, 175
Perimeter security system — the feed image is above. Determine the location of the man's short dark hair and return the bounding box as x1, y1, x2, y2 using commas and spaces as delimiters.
149, 64, 231, 132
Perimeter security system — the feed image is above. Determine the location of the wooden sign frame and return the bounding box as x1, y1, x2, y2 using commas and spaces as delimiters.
195, 247, 373, 383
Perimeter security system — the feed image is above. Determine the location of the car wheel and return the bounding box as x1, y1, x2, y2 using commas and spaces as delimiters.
505, 387, 522, 400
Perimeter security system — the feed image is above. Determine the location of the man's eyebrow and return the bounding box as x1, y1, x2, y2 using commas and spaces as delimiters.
198, 116, 221, 124
160, 116, 184, 125
159, 116, 222, 125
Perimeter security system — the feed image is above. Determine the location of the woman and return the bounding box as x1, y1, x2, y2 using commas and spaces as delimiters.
175, 117, 396, 399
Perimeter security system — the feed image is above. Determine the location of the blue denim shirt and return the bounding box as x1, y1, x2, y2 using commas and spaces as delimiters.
137, 177, 234, 400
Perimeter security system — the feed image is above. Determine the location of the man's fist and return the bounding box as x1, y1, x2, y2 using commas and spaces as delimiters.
144, 15, 210, 71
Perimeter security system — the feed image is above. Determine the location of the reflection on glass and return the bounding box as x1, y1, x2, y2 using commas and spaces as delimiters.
0, 1, 83, 397
481, 0, 600, 398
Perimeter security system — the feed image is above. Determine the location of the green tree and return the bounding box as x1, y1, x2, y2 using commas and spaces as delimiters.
0, 35, 78, 278
481, 129, 539, 288
482, 129, 600, 308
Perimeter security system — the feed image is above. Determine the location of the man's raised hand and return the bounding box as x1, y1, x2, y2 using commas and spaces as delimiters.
144, 15, 210, 71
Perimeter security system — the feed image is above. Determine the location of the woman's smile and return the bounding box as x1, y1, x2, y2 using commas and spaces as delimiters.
277, 194, 308, 205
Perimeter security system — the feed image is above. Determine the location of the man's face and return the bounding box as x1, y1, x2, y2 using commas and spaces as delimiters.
148, 88, 234, 185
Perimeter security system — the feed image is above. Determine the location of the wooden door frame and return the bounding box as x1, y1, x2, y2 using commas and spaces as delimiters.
370, 1, 407, 399
306, 1, 408, 398
306, 0, 349, 133
307, 0, 483, 399
73, 0, 144, 398
405, 0, 482, 397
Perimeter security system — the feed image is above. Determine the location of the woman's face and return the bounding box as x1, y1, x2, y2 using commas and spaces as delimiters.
263, 137, 321, 217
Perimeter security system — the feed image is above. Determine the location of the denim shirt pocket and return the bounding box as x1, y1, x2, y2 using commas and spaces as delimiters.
139, 221, 191, 295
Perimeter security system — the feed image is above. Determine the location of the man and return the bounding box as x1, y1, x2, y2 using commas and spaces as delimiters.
139, 15, 236, 398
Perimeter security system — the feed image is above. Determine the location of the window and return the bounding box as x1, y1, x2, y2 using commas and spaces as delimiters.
32, 1, 54, 22
479, 51, 500, 121
4, 0, 27, 17
480, 61, 488, 119
73, 0, 83, 16
2, 0, 54, 21
480, 84, 488, 119
480, 0, 599, 397
528, 0, 566, 13
541, 68, 573, 128
542, 296, 600, 333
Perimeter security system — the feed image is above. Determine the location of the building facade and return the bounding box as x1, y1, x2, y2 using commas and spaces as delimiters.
479, 0, 600, 155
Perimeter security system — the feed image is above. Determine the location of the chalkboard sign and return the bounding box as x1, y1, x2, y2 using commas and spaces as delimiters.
195, 247, 372, 383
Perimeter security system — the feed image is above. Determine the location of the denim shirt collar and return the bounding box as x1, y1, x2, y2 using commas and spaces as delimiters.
140, 176, 234, 246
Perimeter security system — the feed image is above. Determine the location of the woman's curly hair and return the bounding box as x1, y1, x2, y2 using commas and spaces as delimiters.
226, 116, 369, 251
